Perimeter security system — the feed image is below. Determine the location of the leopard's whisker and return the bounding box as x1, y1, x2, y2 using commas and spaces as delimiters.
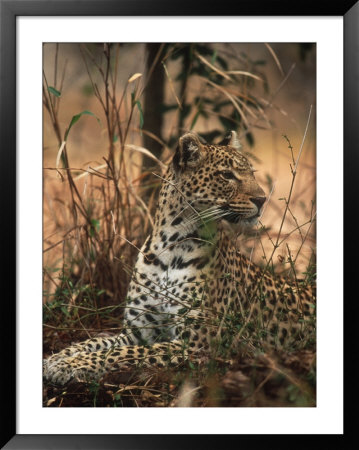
186, 205, 219, 222
186, 207, 222, 226
187, 208, 225, 226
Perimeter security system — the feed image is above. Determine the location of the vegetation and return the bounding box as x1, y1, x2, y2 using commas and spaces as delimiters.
43, 43, 316, 407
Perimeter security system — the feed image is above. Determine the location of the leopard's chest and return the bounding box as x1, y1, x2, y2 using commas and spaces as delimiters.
127, 233, 217, 313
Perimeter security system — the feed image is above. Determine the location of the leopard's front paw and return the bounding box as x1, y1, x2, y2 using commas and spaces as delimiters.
43, 357, 74, 385
43, 355, 99, 385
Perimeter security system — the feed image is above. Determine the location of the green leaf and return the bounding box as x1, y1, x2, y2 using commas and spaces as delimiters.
188, 361, 196, 370
45, 267, 61, 273
48, 86, 61, 97
90, 219, 100, 237
211, 50, 217, 65
190, 110, 201, 130
60, 306, 69, 317
91, 219, 100, 231
135, 100, 144, 130
64, 110, 101, 141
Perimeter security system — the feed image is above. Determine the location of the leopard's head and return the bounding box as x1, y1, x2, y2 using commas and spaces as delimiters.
171, 131, 266, 230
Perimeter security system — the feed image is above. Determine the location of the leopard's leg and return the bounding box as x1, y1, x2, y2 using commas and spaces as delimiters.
44, 340, 191, 385
43, 332, 135, 370
44, 325, 212, 385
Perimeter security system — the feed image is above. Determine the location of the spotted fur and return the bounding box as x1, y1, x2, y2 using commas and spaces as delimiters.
44, 131, 315, 385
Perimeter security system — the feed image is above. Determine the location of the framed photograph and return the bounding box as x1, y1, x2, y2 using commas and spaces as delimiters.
1, 0, 356, 448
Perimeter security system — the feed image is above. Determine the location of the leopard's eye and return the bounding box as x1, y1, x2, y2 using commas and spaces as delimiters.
221, 171, 236, 180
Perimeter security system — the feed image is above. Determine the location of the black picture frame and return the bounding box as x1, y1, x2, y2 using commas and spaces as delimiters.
1, 1, 356, 448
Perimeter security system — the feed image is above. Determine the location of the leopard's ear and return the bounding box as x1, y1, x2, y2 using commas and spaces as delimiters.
172, 132, 204, 173
218, 130, 241, 150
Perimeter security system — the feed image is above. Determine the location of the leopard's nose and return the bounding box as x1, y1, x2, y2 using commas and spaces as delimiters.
250, 196, 266, 209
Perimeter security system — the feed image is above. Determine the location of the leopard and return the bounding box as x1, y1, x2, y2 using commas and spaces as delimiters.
44, 130, 315, 385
